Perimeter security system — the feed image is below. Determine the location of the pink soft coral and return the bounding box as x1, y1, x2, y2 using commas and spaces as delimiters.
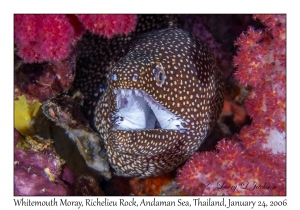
14, 15, 77, 63
234, 14, 286, 154
14, 14, 138, 101
177, 14, 286, 196
77, 14, 137, 38
177, 139, 286, 195
14, 14, 138, 63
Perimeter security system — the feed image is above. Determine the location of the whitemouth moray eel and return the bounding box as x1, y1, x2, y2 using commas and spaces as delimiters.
92, 26, 224, 177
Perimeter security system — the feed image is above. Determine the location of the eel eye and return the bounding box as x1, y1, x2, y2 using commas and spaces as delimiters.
110, 74, 117, 81
154, 64, 166, 86
159, 72, 163, 80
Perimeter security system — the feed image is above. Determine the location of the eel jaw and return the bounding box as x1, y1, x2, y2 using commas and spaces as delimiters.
112, 89, 188, 131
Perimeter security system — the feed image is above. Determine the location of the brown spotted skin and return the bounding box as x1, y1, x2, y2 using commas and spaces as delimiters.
94, 27, 224, 177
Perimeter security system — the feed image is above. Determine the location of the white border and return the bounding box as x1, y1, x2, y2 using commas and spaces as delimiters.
2, 0, 297, 208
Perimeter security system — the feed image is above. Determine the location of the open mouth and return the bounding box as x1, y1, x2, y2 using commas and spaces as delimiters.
111, 89, 188, 131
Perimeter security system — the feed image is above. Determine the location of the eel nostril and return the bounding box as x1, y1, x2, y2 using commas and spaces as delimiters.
132, 73, 138, 82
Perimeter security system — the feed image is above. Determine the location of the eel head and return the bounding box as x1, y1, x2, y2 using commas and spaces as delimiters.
94, 28, 224, 177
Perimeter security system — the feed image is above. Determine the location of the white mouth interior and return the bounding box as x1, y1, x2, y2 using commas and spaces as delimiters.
112, 89, 188, 131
